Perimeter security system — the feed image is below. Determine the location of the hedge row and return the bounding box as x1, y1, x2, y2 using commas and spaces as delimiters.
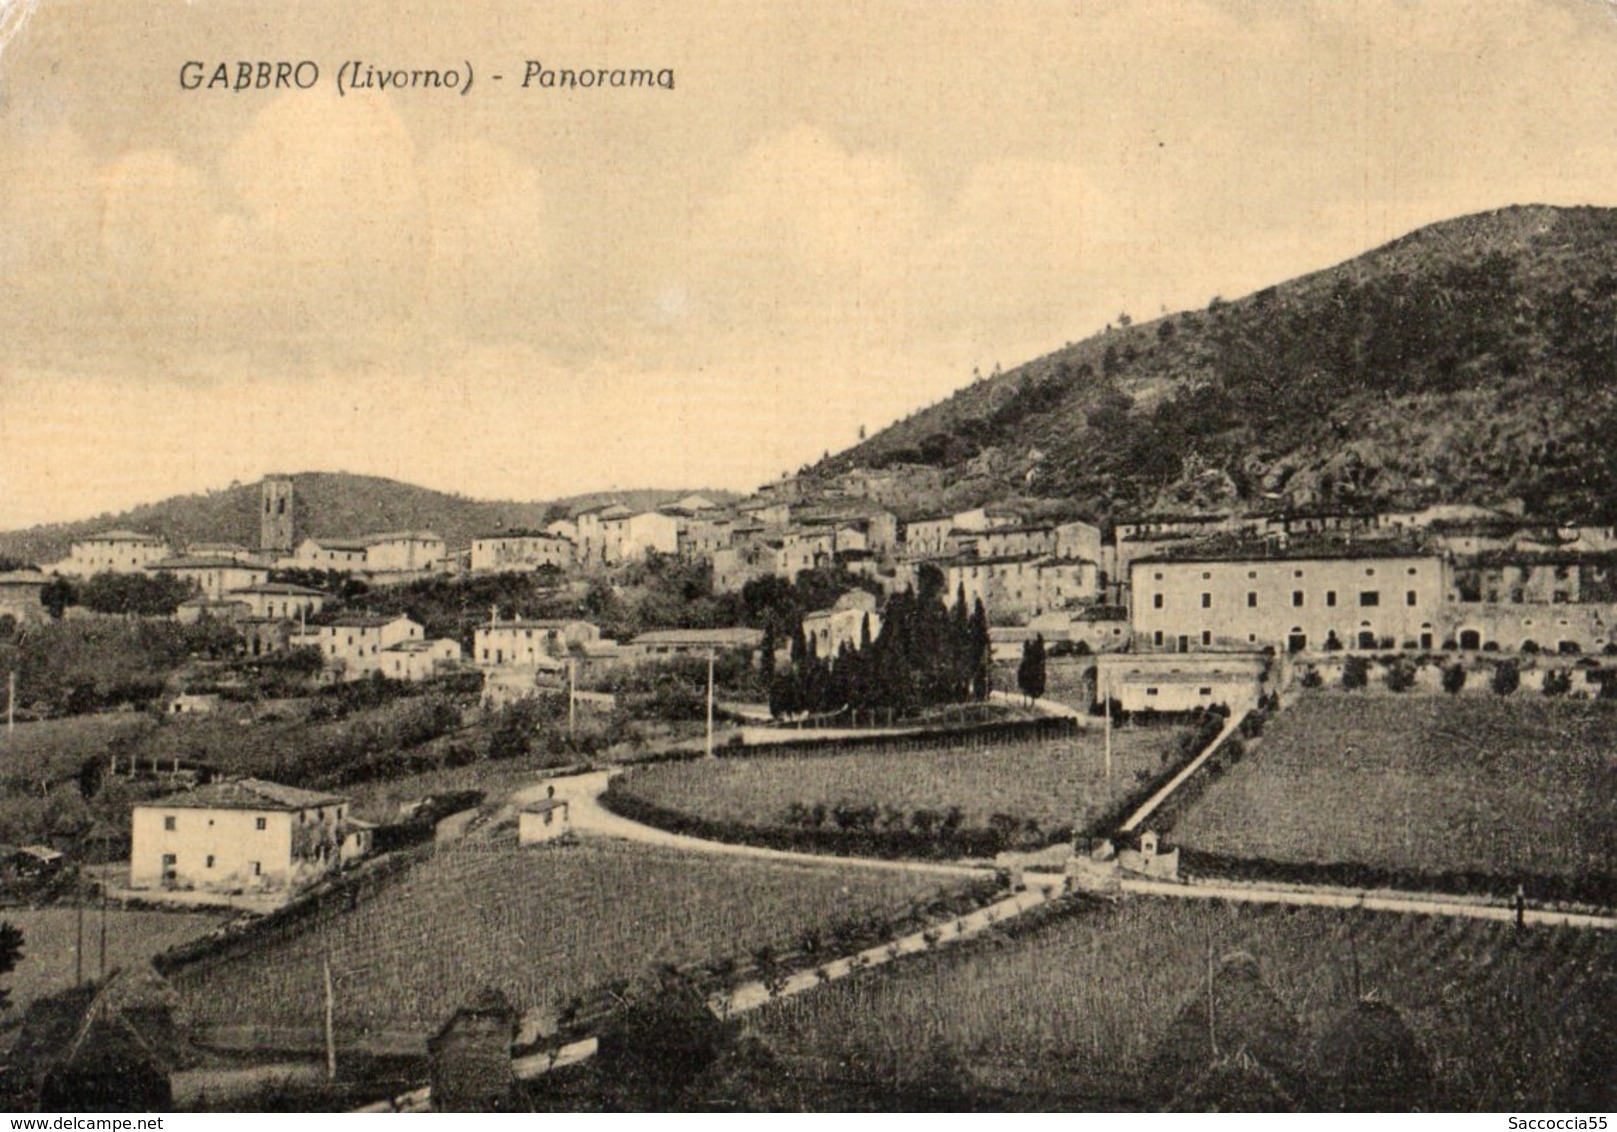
533, 872, 1010, 1052
1177, 847, 1617, 909
735, 716, 1079, 761
601, 786, 1049, 859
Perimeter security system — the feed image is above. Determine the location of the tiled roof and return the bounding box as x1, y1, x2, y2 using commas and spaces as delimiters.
83, 530, 164, 543
632, 627, 763, 646
228, 583, 328, 596
142, 777, 347, 812
152, 556, 268, 570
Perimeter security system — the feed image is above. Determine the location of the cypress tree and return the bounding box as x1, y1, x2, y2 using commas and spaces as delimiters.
969, 598, 992, 700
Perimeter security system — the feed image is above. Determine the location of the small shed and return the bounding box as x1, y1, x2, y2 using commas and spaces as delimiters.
518, 798, 570, 845
427, 987, 519, 1112
166, 693, 220, 716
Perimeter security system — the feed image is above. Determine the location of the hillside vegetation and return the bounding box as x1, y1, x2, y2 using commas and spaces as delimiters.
0, 473, 729, 564
818, 205, 1617, 522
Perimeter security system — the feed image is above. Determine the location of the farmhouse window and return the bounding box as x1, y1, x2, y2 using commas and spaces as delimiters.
1201, 631, 1212, 645
206, 855, 214, 868
1247, 592, 1258, 607
1326, 591, 1337, 607
1153, 594, 1164, 609
1407, 590, 1418, 606
1145, 687, 1158, 696
1153, 631, 1164, 646
1293, 591, 1304, 607
251, 861, 261, 876
1360, 591, 1380, 607
164, 816, 176, 831
1201, 593, 1211, 608
1199, 687, 1212, 696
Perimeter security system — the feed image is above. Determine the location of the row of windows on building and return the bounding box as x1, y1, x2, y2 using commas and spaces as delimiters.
160, 808, 340, 831
1151, 589, 1419, 609
160, 852, 261, 874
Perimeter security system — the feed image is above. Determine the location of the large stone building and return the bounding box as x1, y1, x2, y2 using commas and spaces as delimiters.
130, 778, 368, 895
62, 531, 170, 577
474, 618, 601, 667
148, 556, 271, 601
469, 531, 574, 573
1130, 545, 1445, 653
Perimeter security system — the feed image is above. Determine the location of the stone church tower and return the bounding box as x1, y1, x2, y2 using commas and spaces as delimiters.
261, 476, 295, 554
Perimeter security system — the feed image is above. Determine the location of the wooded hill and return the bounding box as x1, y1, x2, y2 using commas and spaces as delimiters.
0, 473, 731, 566
815, 204, 1617, 523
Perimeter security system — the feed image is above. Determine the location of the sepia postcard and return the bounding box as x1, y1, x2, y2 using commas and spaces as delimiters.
1, 0, 1615, 1117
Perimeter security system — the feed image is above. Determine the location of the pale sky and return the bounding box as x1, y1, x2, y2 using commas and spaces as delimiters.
3, 0, 1617, 529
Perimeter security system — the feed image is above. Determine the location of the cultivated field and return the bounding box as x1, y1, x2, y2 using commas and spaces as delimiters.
611, 728, 1185, 847
744, 896, 1617, 1110
1170, 695, 1617, 894
0, 907, 226, 1024
170, 838, 979, 1037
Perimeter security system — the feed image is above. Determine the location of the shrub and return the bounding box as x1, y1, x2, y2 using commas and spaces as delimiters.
1342, 656, 1369, 691
1492, 660, 1521, 696
1300, 666, 1323, 690
1384, 661, 1416, 693
1543, 669, 1572, 697
1441, 664, 1467, 695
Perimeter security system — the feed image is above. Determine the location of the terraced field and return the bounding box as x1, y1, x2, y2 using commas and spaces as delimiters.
743, 896, 1617, 1111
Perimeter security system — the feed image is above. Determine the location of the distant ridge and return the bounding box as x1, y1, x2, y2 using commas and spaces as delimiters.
0, 473, 735, 566
813, 204, 1617, 523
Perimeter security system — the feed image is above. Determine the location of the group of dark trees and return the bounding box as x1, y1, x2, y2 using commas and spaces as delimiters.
767, 567, 990, 719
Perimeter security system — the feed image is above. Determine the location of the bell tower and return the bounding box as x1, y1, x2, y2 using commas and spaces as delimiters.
261, 476, 295, 554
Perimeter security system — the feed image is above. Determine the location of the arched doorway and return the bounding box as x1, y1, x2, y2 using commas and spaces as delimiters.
1287, 628, 1307, 652
1458, 629, 1481, 650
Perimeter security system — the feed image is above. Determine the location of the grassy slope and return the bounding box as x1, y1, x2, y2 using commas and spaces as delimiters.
1170, 693, 1617, 880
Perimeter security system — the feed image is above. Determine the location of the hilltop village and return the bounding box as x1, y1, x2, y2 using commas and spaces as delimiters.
6, 469, 1617, 708
2, 464, 1616, 1112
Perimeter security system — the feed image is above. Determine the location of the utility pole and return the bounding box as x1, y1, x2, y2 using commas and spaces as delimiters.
567, 658, 576, 739
324, 955, 338, 1081
1101, 662, 1113, 783
6, 670, 14, 736
706, 647, 715, 759
74, 867, 85, 986
98, 826, 109, 980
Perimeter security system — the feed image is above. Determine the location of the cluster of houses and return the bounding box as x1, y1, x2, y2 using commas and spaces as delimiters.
15, 474, 1617, 709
